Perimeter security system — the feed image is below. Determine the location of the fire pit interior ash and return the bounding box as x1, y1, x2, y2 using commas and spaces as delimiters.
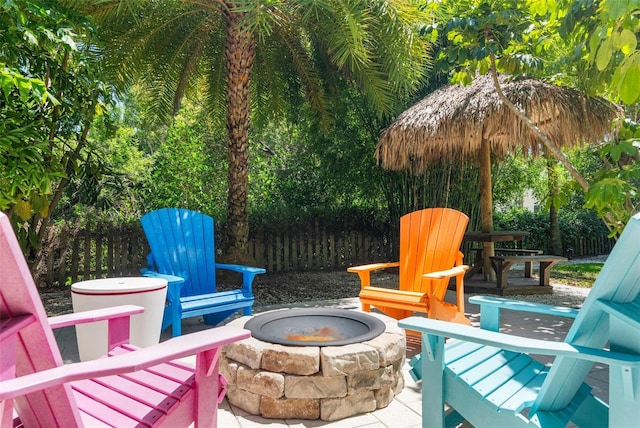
243, 308, 386, 346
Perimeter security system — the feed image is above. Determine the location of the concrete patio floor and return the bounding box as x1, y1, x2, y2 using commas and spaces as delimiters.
53, 286, 607, 428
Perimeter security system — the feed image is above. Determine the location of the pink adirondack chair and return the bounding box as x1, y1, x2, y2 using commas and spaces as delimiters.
0, 212, 250, 427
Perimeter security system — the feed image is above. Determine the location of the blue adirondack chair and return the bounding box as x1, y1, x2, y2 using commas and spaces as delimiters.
399, 212, 640, 427
141, 208, 266, 337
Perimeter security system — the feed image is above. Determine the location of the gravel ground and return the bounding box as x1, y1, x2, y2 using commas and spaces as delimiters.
39, 256, 603, 317
502, 283, 590, 308
39, 269, 390, 317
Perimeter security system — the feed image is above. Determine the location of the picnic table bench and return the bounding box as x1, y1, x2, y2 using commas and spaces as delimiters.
490, 254, 567, 289
467, 246, 543, 278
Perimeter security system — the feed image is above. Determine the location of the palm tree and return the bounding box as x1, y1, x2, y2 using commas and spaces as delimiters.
66, 0, 430, 263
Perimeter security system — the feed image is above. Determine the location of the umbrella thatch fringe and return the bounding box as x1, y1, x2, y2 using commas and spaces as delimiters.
377, 74, 623, 173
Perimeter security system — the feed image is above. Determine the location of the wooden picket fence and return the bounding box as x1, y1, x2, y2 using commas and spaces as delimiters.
32, 220, 613, 288
32, 220, 395, 287
33, 222, 149, 288
565, 235, 615, 258
248, 221, 395, 272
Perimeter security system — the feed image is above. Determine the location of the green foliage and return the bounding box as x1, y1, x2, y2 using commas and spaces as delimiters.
5, 0, 635, 267
248, 86, 389, 228
494, 206, 610, 255
559, 0, 640, 103
145, 101, 227, 219
60, 126, 152, 221
137, 87, 393, 231
416, 0, 639, 237
74, 0, 432, 125
422, 0, 553, 83
0, 0, 126, 259
0, 65, 52, 104
0, 64, 61, 213
584, 119, 640, 234
59, 0, 434, 257
492, 138, 638, 239
492, 154, 545, 210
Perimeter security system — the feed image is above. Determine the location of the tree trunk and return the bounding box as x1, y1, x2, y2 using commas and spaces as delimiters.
479, 137, 495, 280
223, 5, 256, 265
547, 153, 562, 255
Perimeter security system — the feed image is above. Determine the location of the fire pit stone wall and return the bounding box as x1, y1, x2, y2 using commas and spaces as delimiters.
221, 310, 406, 422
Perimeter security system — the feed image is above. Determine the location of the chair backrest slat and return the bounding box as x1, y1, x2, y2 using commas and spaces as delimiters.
398, 208, 468, 294
534, 212, 640, 412
141, 208, 217, 297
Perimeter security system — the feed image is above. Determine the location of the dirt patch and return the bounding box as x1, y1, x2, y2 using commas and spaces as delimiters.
39, 269, 401, 317
249, 269, 399, 306
38, 259, 597, 318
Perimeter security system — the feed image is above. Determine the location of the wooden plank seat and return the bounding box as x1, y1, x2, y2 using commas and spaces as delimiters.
490, 255, 567, 289
3, 324, 246, 427
358, 287, 427, 313
68, 341, 227, 426
178, 289, 254, 319
469, 247, 542, 277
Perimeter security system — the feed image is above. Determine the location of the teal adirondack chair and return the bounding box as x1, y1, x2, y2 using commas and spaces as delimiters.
400, 212, 640, 427
141, 208, 266, 337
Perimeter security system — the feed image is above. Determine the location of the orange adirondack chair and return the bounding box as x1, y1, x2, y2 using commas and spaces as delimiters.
348, 208, 470, 325
0, 211, 250, 427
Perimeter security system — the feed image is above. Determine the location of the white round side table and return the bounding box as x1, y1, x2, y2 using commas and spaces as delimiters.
71, 277, 167, 361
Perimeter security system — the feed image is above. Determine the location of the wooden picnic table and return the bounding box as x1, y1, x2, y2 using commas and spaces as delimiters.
463, 231, 529, 281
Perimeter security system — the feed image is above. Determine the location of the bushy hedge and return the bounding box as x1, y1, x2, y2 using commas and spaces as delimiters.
494, 207, 612, 255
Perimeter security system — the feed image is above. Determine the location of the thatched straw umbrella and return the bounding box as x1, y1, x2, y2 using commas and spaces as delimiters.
376, 73, 621, 277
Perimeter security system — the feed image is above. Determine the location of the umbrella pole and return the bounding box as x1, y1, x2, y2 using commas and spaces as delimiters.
480, 139, 495, 281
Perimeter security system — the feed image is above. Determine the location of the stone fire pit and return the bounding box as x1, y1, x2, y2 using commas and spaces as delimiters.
221, 309, 406, 421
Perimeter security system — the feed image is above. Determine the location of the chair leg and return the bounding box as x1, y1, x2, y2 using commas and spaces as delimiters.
162, 304, 182, 337
0, 395, 14, 427
524, 261, 533, 278
421, 333, 447, 428
194, 348, 222, 427
408, 354, 423, 382
539, 261, 560, 287
172, 309, 182, 337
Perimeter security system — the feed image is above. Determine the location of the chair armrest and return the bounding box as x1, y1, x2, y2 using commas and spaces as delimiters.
347, 262, 400, 288
347, 262, 400, 273
216, 263, 266, 291
0, 326, 251, 401
422, 265, 469, 279
140, 270, 185, 285
140, 271, 185, 306
469, 295, 579, 317
398, 317, 640, 367
48, 305, 144, 329
423, 265, 470, 317
49, 305, 145, 353
215, 264, 266, 275
468, 295, 579, 332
